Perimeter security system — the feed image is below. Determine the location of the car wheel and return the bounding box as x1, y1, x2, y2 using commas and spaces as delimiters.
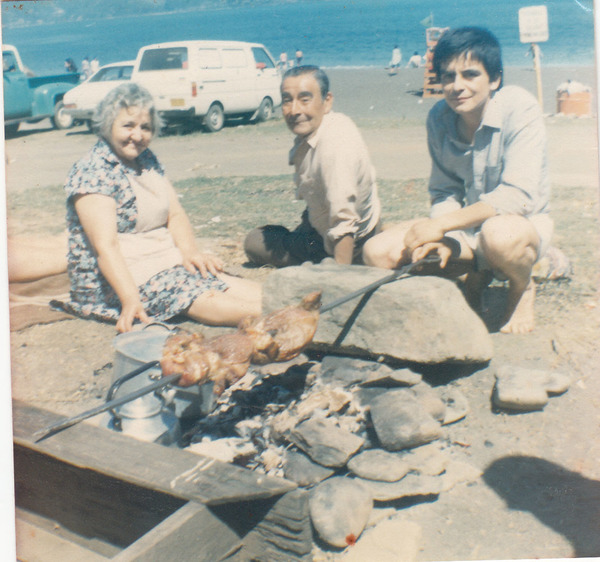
51, 101, 74, 130
203, 103, 224, 132
256, 97, 273, 122
4, 123, 19, 138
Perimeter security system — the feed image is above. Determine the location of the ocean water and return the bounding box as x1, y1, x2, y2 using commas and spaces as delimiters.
1, 0, 596, 76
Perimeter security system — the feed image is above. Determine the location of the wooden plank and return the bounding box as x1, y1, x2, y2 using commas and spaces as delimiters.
13, 400, 296, 506
16, 507, 120, 559
14, 444, 186, 549
113, 502, 242, 562
16, 512, 109, 562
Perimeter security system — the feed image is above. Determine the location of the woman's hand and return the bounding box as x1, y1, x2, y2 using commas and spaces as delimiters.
117, 295, 151, 333
182, 252, 225, 278
404, 218, 446, 252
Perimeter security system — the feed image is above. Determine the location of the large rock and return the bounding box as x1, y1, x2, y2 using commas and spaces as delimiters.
262, 262, 493, 364
290, 417, 365, 468
370, 389, 444, 451
309, 477, 373, 548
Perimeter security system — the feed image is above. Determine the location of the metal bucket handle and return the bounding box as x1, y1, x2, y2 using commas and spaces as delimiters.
107, 321, 181, 430
107, 360, 161, 430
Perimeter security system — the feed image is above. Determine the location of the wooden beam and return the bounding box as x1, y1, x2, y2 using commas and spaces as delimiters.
13, 400, 296, 506
113, 502, 242, 562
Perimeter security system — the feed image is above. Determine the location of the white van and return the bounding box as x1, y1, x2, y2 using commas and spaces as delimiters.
131, 40, 281, 132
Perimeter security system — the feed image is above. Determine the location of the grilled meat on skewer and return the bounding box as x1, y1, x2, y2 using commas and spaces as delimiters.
240, 291, 322, 364
160, 291, 322, 394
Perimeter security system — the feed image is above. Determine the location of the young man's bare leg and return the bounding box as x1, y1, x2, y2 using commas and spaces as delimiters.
479, 216, 540, 334
362, 220, 421, 269
500, 278, 536, 334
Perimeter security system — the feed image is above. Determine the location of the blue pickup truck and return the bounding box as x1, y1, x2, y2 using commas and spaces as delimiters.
3, 44, 80, 136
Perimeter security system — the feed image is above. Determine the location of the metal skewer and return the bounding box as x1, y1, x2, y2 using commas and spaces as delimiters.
33, 365, 179, 443
34, 254, 441, 442
320, 254, 441, 313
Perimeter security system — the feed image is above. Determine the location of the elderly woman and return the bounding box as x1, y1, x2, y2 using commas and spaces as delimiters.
63, 83, 261, 332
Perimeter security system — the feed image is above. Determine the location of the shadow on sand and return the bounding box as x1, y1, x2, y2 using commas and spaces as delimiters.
483, 455, 600, 557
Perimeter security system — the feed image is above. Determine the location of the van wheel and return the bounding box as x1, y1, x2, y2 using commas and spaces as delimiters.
204, 103, 224, 132
51, 101, 74, 130
256, 97, 273, 122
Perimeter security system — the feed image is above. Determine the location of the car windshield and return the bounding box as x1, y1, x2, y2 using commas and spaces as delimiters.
90, 65, 133, 82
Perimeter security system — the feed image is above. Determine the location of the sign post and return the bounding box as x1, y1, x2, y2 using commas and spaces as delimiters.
518, 5, 549, 110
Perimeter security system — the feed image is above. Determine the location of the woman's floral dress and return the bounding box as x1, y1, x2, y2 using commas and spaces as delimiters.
61, 138, 226, 323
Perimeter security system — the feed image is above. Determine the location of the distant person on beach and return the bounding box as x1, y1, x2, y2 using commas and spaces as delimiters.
58, 83, 261, 332
389, 45, 402, 71
295, 49, 303, 65
363, 27, 552, 334
278, 52, 288, 71
407, 51, 423, 68
90, 56, 100, 75
81, 56, 92, 80
64, 58, 77, 73
244, 65, 381, 267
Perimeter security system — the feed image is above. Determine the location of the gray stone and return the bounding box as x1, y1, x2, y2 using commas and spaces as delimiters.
309, 477, 373, 548
440, 387, 470, 425
410, 382, 446, 421
347, 449, 411, 482
356, 473, 443, 501
262, 263, 493, 364
290, 417, 365, 467
361, 367, 422, 387
283, 450, 335, 487
493, 365, 571, 411
370, 389, 444, 451
320, 355, 382, 386
440, 460, 483, 492
398, 442, 449, 476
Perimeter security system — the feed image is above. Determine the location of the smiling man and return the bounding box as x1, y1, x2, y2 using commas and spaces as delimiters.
244, 65, 381, 267
363, 27, 552, 334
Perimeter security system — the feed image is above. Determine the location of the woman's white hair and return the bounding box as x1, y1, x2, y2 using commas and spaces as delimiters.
91, 82, 162, 140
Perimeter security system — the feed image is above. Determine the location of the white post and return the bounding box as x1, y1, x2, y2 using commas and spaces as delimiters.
532, 43, 543, 111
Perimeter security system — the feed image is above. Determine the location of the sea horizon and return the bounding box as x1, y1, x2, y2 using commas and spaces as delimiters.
1, 0, 596, 75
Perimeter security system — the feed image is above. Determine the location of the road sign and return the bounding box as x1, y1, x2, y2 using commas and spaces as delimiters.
519, 5, 549, 43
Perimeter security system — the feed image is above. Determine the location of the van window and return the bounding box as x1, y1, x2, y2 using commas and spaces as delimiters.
252, 47, 275, 69
3, 51, 18, 72
139, 47, 188, 71
197, 48, 222, 69
222, 49, 247, 69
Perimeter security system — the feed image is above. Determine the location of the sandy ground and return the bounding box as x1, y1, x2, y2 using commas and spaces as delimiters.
4, 66, 600, 560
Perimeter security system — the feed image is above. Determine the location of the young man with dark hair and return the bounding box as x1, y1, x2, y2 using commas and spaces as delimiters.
363, 27, 552, 334
244, 65, 381, 267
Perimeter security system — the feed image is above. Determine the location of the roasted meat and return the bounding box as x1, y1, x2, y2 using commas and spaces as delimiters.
241, 291, 322, 364
160, 291, 322, 395
161, 331, 255, 393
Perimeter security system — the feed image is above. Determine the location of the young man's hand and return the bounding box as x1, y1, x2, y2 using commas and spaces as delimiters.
404, 218, 445, 252
411, 241, 453, 268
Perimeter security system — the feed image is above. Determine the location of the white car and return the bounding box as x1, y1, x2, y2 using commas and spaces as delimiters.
63, 60, 134, 127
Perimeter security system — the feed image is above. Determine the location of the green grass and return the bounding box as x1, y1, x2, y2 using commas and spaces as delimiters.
175, 175, 431, 239
7, 175, 598, 320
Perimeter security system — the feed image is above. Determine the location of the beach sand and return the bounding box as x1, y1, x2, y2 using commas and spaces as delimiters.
5, 65, 600, 561
6, 65, 597, 202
